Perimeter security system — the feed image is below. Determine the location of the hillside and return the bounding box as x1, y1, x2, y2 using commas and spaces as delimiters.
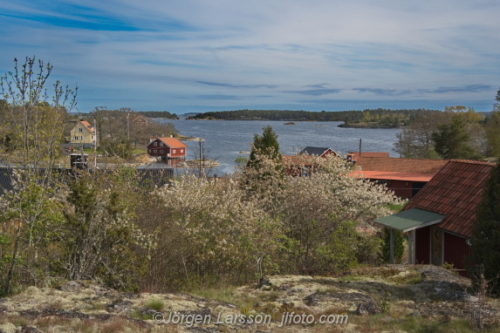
1, 265, 498, 333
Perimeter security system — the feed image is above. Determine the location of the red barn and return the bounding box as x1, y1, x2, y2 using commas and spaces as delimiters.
374, 160, 497, 275
147, 137, 187, 160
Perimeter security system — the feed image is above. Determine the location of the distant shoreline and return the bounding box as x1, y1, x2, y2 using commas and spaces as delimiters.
184, 118, 402, 129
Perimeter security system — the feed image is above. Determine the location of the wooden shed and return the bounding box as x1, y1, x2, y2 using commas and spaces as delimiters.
374, 160, 496, 275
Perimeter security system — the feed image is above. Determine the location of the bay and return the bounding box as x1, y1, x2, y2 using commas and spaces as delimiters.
157, 120, 401, 175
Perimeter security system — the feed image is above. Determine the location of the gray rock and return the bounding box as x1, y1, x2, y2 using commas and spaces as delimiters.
20, 327, 42, 333
258, 277, 272, 289
59, 281, 82, 292
356, 300, 380, 315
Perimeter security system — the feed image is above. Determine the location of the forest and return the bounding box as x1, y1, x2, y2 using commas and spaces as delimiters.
189, 108, 443, 128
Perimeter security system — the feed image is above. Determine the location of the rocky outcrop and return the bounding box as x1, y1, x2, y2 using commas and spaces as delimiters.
0, 265, 498, 332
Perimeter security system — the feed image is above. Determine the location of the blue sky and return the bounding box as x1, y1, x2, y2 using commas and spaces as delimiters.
1, 0, 499, 114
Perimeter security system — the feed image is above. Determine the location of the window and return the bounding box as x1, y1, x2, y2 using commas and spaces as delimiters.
160, 142, 163, 146
154, 142, 157, 147
78, 128, 83, 132
160, 150, 164, 154
80, 136, 84, 140
153, 150, 157, 153
74, 136, 79, 141
180, 149, 184, 153
173, 149, 176, 153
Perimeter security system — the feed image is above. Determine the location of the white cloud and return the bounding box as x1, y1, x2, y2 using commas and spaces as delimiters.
1, 0, 499, 112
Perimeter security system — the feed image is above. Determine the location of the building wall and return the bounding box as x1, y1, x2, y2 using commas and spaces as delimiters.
383, 180, 414, 199
70, 123, 95, 145
147, 139, 186, 158
416, 226, 431, 264
416, 227, 471, 276
444, 232, 470, 276
320, 149, 337, 158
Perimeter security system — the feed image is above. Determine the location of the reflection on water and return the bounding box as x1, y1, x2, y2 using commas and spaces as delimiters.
155, 120, 401, 175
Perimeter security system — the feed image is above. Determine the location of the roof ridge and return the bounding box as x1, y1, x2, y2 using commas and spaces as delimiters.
447, 159, 497, 166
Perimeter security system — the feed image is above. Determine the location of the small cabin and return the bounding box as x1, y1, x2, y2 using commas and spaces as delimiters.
374, 160, 497, 275
147, 137, 187, 160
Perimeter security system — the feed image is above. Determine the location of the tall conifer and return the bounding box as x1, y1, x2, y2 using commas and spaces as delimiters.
470, 162, 500, 294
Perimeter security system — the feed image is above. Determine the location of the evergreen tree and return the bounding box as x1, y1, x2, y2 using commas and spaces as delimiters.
470, 163, 500, 295
486, 111, 500, 157
247, 126, 282, 168
432, 115, 478, 159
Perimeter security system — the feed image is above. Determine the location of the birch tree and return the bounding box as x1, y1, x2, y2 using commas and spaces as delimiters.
0, 57, 77, 295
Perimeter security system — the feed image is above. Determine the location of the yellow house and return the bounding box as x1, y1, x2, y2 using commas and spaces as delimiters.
70, 120, 96, 147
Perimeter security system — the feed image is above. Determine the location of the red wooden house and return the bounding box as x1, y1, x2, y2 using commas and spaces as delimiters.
374, 160, 497, 275
147, 137, 187, 160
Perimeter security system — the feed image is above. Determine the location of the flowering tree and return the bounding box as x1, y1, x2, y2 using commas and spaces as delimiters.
142, 175, 281, 290
275, 155, 401, 273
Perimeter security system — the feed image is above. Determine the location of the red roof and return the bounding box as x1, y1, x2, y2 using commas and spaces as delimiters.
404, 160, 497, 238
348, 152, 390, 160
354, 156, 447, 174
350, 170, 434, 182
158, 137, 187, 148
80, 121, 95, 133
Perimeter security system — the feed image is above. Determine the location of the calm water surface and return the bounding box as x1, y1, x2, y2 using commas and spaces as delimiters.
157, 120, 401, 175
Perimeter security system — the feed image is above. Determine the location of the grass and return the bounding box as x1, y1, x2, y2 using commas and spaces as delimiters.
190, 286, 238, 305
390, 270, 423, 285
145, 298, 164, 311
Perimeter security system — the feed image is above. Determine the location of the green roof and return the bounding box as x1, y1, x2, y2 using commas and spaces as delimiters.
374, 208, 445, 232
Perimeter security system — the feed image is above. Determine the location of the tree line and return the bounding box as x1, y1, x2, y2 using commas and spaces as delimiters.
394, 103, 500, 160
189, 108, 443, 127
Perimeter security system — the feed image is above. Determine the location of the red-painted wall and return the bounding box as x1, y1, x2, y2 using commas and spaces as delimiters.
416, 226, 431, 264
147, 139, 186, 158
444, 232, 470, 276
386, 180, 414, 199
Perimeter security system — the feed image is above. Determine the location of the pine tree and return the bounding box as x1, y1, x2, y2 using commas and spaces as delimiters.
247, 126, 282, 168
432, 115, 478, 159
470, 162, 500, 294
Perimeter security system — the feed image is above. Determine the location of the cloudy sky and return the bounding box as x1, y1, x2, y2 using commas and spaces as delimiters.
1, 0, 499, 114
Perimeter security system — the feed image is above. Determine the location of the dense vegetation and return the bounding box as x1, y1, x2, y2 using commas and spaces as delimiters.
83, 108, 177, 159
2, 57, 499, 301
189, 108, 442, 128
0, 57, 401, 295
470, 162, 500, 295
394, 103, 500, 160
